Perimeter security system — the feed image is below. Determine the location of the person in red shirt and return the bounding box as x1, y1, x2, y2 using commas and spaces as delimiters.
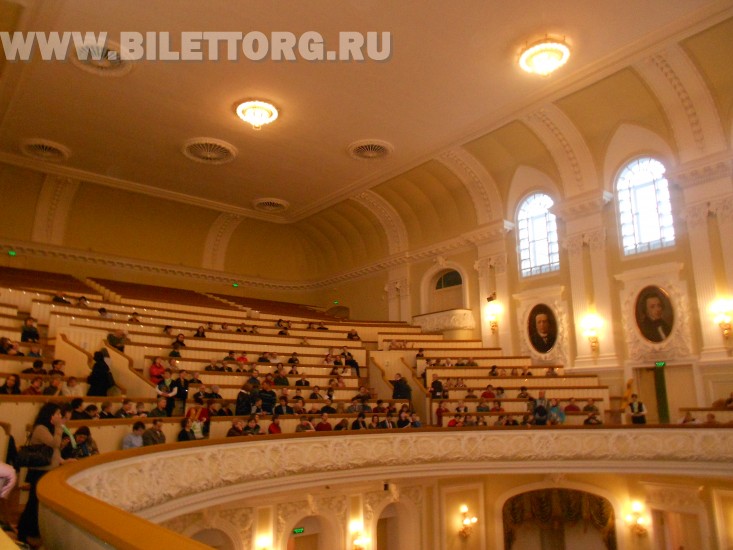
564, 397, 581, 413
315, 413, 332, 431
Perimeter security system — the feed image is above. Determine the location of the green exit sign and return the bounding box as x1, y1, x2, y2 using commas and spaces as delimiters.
292, 527, 305, 534
655, 361, 666, 367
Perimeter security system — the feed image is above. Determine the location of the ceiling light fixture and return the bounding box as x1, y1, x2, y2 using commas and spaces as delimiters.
236, 100, 279, 130
519, 38, 570, 76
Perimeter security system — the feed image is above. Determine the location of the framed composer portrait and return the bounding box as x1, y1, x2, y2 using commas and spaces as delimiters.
528, 304, 557, 353
635, 285, 674, 343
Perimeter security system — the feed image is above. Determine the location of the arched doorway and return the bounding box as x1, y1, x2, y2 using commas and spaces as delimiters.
503, 489, 617, 550
374, 502, 419, 550
286, 515, 339, 550
190, 528, 235, 550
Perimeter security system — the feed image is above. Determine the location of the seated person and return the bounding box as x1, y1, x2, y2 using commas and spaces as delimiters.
476, 399, 491, 412
243, 416, 261, 436
21, 317, 40, 343
122, 421, 146, 449
107, 329, 130, 352
115, 399, 136, 418
315, 413, 333, 431
69, 398, 89, 419
142, 419, 166, 446
583, 398, 600, 413
76, 296, 90, 307
98, 307, 111, 318
583, 412, 603, 425
169, 342, 183, 358
72, 426, 99, 458
98, 401, 114, 419
320, 398, 337, 414
316, 322, 329, 330
22, 376, 44, 395
545, 366, 559, 377
52, 291, 71, 304
42, 375, 63, 396
27, 344, 43, 358
193, 326, 207, 338
172, 333, 186, 348
295, 415, 316, 432
0, 373, 21, 394
309, 386, 324, 400
465, 389, 478, 400
564, 397, 581, 412
149, 397, 169, 417
22, 359, 47, 375
128, 312, 141, 323
204, 384, 223, 400
61, 376, 83, 397
149, 357, 166, 385
177, 418, 197, 441
273, 396, 294, 415
48, 359, 65, 375
346, 329, 361, 341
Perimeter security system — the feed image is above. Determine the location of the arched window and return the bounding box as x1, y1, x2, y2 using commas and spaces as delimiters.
616, 157, 675, 256
434, 270, 462, 289
517, 193, 559, 277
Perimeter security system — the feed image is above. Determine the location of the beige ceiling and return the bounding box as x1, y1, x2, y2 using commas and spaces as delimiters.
0, 0, 731, 282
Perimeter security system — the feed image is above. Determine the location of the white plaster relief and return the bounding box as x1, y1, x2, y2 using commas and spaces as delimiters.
31, 175, 79, 246
351, 191, 408, 254
524, 104, 597, 196
64, 429, 733, 523
202, 213, 244, 271
437, 147, 502, 224
411, 309, 476, 332
636, 45, 726, 161
641, 482, 704, 513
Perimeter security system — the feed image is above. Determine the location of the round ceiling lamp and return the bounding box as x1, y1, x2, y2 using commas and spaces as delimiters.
518, 38, 570, 76
235, 100, 279, 130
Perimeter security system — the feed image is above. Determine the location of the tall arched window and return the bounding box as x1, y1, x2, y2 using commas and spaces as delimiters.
517, 193, 559, 277
616, 157, 675, 256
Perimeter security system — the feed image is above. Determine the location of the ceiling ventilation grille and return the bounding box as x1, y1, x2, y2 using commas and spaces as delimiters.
347, 139, 394, 160
182, 138, 238, 165
71, 41, 132, 76
20, 139, 71, 162
252, 197, 290, 213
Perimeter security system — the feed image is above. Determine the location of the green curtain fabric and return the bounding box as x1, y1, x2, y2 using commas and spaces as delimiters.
503, 489, 617, 550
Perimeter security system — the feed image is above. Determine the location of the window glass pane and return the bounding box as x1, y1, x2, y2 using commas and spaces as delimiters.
517, 193, 560, 277
615, 158, 675, 256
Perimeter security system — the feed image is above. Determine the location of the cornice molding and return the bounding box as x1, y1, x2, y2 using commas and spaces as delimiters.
0, 222, 510, 292
552, 190, 613, 221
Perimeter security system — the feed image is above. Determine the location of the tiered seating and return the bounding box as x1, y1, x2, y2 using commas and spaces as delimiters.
209, 293, 336, 320
425, 362, 611, 424
0, 266, 95, 295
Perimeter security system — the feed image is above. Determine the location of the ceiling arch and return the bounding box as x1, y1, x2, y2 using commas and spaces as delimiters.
634, 43, 727, 162
523, 104, 598, 198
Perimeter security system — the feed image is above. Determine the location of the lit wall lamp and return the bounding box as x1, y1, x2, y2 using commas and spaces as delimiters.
486, 301, 502, 335
625, 501, 648, 536
255, 535, 273, 550
711, 298, 733, 341
458, 504, 478, 538
350, 520, 370, 550
580, 313, 603, 354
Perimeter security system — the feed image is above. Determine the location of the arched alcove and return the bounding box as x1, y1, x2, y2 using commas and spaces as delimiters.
281, 514, 340, 550
190, 528, 236, 550
419, 261, 471, 315
371, 500, 420, 550
502, 489, 617, 550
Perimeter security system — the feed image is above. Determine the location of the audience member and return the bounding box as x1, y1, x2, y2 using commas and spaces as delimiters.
22, 376, 44, 395
628, 394, 647, 425
0, 374, 20, 394
21, 317, 40, 343
177, 418, 197, 441
122, 421, 146, 449
61, 376, 84, 397
142, 419, 166, 446
87, 350, 115, 397
315, 413, 333, 431
22, 360, 46, 375
107, 330, 130, 352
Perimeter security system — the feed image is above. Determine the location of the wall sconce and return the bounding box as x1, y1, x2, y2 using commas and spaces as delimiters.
458, 504, 478, 538
486, 301, 502, 334
580, 314, 603, 354
350, 520, 370, 550
625, 501, 648, 536
486, 292, 496, 303
255, 535, 273, 549
711, 298, 733, 341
